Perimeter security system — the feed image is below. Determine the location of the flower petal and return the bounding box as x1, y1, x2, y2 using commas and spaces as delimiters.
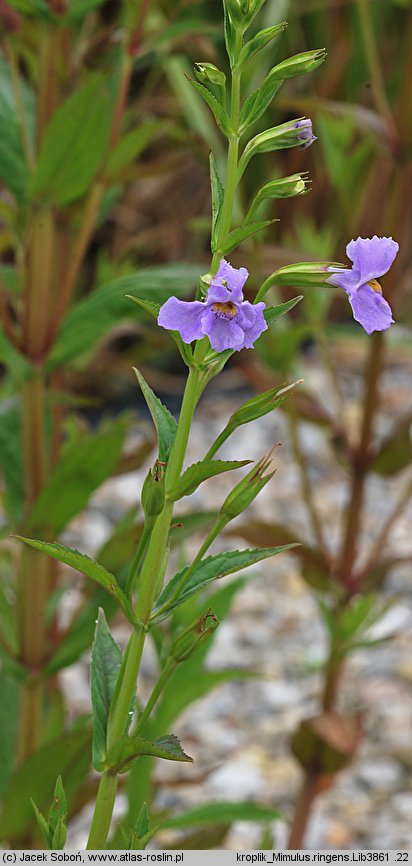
158, 296, 206, 343
348, 284, 394, 334
201, 309, 245, 352
326, 269, 361, 295
207, 283, 238, 305
214, 259, 249, 302
346, 236, 399, 284
237, 301, 268, 348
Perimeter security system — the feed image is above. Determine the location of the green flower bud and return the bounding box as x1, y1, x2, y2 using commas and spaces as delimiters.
220, 453, 276, 521
170, 610, 219, 662
141, 460, 166, 519
195, 63, 226, 89
245, 174, 310, 224
271, 49, 326, 80
268, 261, 344, 288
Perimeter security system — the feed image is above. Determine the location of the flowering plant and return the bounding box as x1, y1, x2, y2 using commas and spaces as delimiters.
2, 0, 400, 851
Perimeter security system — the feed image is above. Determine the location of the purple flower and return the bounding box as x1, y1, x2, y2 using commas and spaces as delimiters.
294, 119, 316, 149
157, 259, 267, 353
327, 236, 399, 334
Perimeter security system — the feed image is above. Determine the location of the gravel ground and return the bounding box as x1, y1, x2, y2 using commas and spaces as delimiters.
63, 352, 412, 850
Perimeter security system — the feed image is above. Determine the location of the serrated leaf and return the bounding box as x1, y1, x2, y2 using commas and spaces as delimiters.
29, 423, 126, 534
264, 296, 303, 323
153, 545, 296, 619
135, 802, 149, 838
15, 538, 134, 623
105, 733, 193, 774
31, 800, 51, 848
239, 23, 287, 66
30, 76, 112, 205
134, 368, 177, 462
171, 459, 251, 500
91, 609, 123, 770
209, 151, 224, 251
219, 220, 274, 255
240, 75, 284, 132
189, 79, 232, 136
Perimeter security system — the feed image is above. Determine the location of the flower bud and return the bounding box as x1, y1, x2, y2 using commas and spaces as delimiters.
226, 382, 300, 431
238, 118, 316, 179
195, 63, 226, 89
220, 453, 275, 521
271, 49, 326, 80
266, 261, 343, 288
170, 610, 219, 662
141, 460, 166, 519
245, 174, 310, 224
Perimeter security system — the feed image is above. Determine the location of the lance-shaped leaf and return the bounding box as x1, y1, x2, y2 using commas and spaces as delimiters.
105, 734, 192, 774
218, 220, 275, 255
264, 297, 303, 324
210, 152, 224, 252
189, 79, 233, 136
153, 546, 296, 620
91, 610, 123, 770
16, 538, 135, 623
239, 23, 287, 66
170, 459, 251, 500
30, 76, 112, 205
134, 368, 177, 462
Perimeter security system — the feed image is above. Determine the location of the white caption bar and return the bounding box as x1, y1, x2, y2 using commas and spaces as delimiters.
1, 853, 411, 866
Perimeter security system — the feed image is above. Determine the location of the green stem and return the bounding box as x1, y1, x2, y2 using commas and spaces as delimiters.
211, 66, 241, 269
87, 368, 202, 848
204, 424, 233, 460
126, 520, 153, 597
134, 658, 177, 735
356, 0, 396, 137
87, 772, 118, 850
151, 516, 226, 621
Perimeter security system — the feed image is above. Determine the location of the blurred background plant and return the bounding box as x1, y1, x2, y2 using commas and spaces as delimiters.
0, 0, 411, 851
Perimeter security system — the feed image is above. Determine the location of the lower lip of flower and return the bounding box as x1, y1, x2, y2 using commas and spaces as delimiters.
368, 279, 382, 294
212, 301, 238, 319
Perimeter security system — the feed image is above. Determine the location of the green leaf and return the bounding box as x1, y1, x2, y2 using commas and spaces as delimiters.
171, 459, 251, 500
48, 263, 200, 369
0, 403, 23, 524
240, 75, 283, 132
48, 775, 67, 836
0, 728, 91, 841
264, 296, 303, 323
239, 23, 287, 66
219, 220, 274, 255
105, 122, 163, 180
189, 79, 233, 136
134, 368, 177, 463
0, 672, 19, 798
6, 0, 52, 16
30, 76, 113, 205
162, 801, 281, 829
64, 0, 110, 24
15, 538, 135, 623
91, 609, 123, 770
0, 57, 35, 201
105, 734, 193, 774
29, 423, 126, 534
153, 546, 296, 619
51, 820, 67, 851
209, 152, 224, 251
31, 800, 51, 848
45, 590, 118, 675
